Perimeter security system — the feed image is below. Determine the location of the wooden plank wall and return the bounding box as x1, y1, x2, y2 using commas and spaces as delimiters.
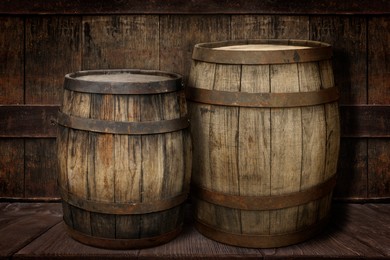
0, 1, 389, 201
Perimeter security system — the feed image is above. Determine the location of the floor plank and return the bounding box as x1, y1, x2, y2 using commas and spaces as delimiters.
332, 204, 390, 256
2, 202, 389, 259
15, 204, 262, 259
18, 223, 264, 260
366, 203, 390, 220
138, 224, 263, 259
13, 222, 140, 259
0, 203, 62, 258
262, 219, 386, 259
260, 204, 386, 259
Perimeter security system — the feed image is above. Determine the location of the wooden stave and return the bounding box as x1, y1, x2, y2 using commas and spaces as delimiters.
188, 40, 340, 248
57, 70, 191, 249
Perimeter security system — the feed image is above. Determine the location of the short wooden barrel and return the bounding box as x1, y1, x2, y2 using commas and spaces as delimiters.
57, 69, 191, 249
187, 39, 340, 248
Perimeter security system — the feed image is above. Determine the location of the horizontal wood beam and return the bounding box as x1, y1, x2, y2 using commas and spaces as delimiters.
0, 104, 389, 138
340, 105, 390, 138
0, 0, 389, 15
0, 105, 58, 138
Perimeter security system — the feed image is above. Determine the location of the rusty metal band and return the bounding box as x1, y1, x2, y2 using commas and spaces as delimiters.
192, 174, 337, 211
65, 223, 182, 249
186, 87, 339, 108
192, 39, 332, 64
194, 216, 329, 248
57, 111, 189, 135
64, 69, 183, 94
60, 186, 188, 215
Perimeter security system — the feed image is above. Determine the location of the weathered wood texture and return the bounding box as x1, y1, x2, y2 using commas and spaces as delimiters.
25, 16, 82, 104
310, 16, 367, 105
0, 203, 62, 259
0, 203, 388, 259
340, 105, 390, 138
82, 16, 159, 70
0, 105, 58, 138
0, 12, 389, 200
188, 41, 339, 248
0, 140, 24, 198
57, 70, 191, 248
1, 105, 388, 138
160, 15, 231, 81
0, 17, 23, 104
1, 0, 389, 15
367, 16, 390, 200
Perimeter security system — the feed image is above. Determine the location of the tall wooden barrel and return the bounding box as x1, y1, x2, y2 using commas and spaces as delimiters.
187, 39, 340, 248
57, 69, 192, 249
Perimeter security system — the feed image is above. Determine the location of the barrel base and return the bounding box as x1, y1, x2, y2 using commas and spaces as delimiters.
65, 223, 182, 249
194, 217, 329, 248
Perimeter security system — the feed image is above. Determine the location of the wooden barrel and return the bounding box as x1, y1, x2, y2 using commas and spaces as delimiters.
57, 69, 192, 249
187, 39, 340, 248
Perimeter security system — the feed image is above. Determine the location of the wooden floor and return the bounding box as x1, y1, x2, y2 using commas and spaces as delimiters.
0, 202, 389, 259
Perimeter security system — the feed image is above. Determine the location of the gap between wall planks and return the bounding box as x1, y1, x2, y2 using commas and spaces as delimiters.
0, 14, 389, 200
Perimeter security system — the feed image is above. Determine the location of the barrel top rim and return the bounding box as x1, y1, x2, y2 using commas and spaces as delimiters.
65, 69, 182, 82
194, 39, 332, 50
64, 69, 183, 95
192, 39, 333, 64
214, 44, 312, 51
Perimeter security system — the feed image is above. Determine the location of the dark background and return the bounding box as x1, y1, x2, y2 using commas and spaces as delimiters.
0, 0, 389, 201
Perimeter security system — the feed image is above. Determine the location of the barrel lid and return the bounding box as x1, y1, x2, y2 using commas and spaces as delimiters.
192, 39, 332, 64
64, 69, 183, 94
